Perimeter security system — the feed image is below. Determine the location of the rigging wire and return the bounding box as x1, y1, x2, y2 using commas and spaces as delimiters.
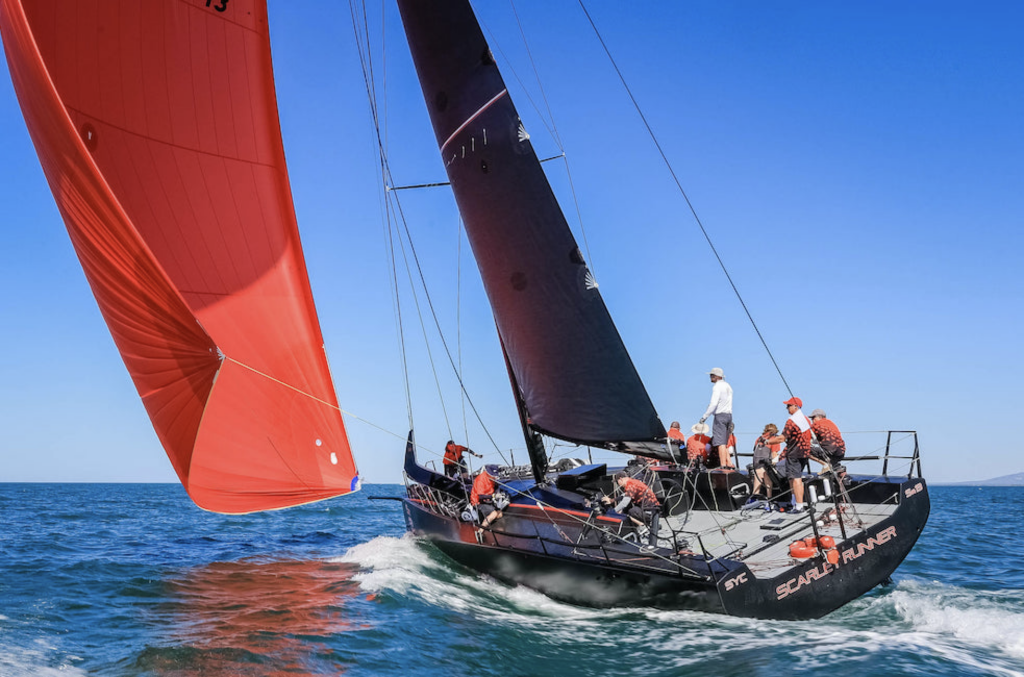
576, 0, 795, 397
392, 211, 455, 439
350, 0, 510, 464
457, 217, 471, 449
387, 187, 509, 463
480, 474, 709, 577
349, 0, 415, 434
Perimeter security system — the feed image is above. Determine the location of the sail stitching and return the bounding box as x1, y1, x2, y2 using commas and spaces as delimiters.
440, 89, 508, 152
62, 104, 283, 169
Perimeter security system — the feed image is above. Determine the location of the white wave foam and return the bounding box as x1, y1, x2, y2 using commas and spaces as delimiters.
333, 535, 638, 628
785, 581, 1024, 676
333, 538, 1024, 674
0, 644, 89, 677
893, 582, 1024, 660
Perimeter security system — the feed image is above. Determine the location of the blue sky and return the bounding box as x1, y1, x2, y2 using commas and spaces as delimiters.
1, 1, 1021, 486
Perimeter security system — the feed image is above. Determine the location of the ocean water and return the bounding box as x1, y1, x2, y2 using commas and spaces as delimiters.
0, 484, 1022, 677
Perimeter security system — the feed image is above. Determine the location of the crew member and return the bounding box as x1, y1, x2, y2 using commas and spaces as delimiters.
666, 421, 686, 462
601, 471, 661, 531
767, 397, 812, 513
809, 409, 847, 474
749, 423, 781, 499
471, 465, 504, 539
699, 368, 734, 469
443, 439, 482, 477
686, 423, 713, 465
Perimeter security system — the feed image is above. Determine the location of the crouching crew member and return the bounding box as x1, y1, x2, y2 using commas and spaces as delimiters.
471, 465, 504, 540
601, 471, 661, 533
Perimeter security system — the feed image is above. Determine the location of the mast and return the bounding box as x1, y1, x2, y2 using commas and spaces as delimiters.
500, 334, 548, 484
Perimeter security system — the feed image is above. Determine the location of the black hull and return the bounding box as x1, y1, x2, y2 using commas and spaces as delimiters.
401, 478, 930, 620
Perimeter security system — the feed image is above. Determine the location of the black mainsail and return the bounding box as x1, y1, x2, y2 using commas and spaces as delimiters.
397, 0, 665, 455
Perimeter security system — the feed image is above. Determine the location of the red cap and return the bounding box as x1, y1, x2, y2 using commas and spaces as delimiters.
783, 397, 803, 408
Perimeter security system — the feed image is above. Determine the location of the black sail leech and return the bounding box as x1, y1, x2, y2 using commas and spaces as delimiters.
397, 0, 666, 448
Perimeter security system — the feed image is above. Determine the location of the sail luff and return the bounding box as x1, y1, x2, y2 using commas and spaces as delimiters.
396, 0, 665, 446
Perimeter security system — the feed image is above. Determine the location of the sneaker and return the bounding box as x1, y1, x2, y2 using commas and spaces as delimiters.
790, 506, 806, 514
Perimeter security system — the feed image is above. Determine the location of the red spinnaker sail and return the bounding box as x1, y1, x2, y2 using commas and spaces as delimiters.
0, 0, 358, 512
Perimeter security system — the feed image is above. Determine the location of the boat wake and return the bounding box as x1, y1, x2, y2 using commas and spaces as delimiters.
0, 646, 89, 677
336, 536, 1024, 676
335, 534, 607, 622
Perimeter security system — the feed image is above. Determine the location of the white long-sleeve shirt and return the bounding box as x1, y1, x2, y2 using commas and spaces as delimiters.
703, 380, 733, 420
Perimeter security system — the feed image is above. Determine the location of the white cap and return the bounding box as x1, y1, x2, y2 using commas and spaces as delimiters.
708, 367, 724, 378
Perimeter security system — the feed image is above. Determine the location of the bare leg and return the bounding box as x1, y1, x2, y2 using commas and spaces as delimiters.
753, 468, 772, 498
792, 478, 804, 506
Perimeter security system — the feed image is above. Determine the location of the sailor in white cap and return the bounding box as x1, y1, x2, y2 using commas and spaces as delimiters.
699, 367, 734, 468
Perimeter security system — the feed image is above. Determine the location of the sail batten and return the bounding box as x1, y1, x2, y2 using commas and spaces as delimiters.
1, 0, 358, 513
397, 0, 665, 446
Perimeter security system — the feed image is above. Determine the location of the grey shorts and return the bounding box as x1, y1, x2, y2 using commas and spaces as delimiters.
476, 503, 497, 520
782, 456, 808, 479
711, 413, 732, 446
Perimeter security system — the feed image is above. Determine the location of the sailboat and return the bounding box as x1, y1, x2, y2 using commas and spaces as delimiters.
1, 0, 930, 620
390, 0, 930, 620
0, 0, 359, 513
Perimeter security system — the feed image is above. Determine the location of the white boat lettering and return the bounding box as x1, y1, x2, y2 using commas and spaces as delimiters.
776, 560, 835, 600
723, 572, 748, 591
841, 525, 897, 564
905, 482, 924, 498
776, 526, 898, 600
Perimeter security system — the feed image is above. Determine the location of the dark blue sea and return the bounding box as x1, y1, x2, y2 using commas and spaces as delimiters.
0, 484, 1021, 676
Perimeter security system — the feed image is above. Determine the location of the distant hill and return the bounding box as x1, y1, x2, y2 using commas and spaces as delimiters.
949, 472, 1024, 487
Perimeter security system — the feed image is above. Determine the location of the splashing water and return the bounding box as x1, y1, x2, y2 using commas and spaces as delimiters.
1, 484, 1022, 676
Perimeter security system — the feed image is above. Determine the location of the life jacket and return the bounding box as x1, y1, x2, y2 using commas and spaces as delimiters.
686, 434, 712, 461
443, 443, 467, 467
470, 471, 495, 505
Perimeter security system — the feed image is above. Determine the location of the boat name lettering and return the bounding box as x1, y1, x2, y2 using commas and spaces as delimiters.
775, 525, 898, 600
205, 0, 229, 12
840, 525, 897, 564
904, 482, 924, 498
723, 572, 748, 591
